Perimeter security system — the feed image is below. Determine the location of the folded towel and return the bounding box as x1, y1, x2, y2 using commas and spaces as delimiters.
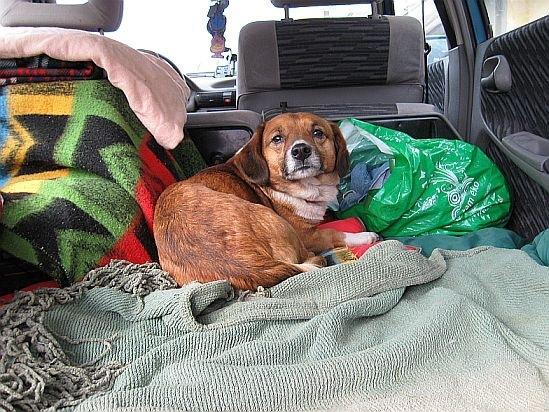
0, 54, 105, 85
0, 54, 97, 69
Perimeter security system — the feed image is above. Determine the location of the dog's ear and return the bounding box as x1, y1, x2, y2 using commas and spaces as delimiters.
234, 124, 269, 185
330, 122, 350, 178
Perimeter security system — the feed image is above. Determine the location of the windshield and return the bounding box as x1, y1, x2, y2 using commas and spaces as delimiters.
106, 0, 447, 77
109, 1, 373, 77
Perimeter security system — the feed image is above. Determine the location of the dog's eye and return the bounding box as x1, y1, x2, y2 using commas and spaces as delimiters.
312, 129, 325, 139
271, 135, 284, 144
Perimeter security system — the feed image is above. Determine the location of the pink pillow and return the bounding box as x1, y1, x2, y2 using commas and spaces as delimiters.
0, 27, 190, 149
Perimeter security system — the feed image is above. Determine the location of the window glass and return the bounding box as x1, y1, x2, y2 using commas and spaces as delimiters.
395, 0, 449, 64
483, 0, 549, 36
104, 1, 371, 77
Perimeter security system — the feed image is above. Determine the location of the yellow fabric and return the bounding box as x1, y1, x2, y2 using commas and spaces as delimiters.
1, 91, 74, 179
3, 168, 70, 194
10, 93, 74, 116
1, 118, 35, 177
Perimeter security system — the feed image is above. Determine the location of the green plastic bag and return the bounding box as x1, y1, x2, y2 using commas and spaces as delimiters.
336, 118, 511, 237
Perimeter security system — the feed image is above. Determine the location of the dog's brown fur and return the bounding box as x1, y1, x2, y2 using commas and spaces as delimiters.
154, 113, 372, 290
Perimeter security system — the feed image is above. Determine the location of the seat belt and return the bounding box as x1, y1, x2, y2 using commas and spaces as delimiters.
424, 42, 432, 103
421, 0, 431, 103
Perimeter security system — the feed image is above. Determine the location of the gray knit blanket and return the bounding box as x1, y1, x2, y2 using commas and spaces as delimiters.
1, 241, 549, 411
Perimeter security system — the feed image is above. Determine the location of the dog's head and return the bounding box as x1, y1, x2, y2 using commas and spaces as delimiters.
234, 113, 349, 186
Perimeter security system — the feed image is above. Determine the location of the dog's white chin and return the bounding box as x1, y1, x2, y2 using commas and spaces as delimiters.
285, 167, 322, 181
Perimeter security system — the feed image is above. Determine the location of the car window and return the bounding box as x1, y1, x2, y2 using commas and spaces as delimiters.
483, 0, 549, 37
104, 1, 372, 78
395, 0, 449, 65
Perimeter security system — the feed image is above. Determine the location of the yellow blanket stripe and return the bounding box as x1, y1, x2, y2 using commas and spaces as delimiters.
1, 118, 35, 177
1, 93, 74, 179
10, 93, 74, 116
3, 168, 70, 194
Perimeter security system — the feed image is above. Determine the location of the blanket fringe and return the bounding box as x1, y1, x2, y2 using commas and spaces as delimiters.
0, 260, 177, 411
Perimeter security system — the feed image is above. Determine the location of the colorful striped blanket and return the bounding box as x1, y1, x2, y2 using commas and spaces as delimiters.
0, 80, 205, 285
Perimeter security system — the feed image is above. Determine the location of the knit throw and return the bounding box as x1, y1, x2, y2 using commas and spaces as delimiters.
2, 241, 548, 411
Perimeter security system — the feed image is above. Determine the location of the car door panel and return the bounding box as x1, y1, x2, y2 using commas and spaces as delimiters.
470, 15, 549, 240
427, 58, 446, 113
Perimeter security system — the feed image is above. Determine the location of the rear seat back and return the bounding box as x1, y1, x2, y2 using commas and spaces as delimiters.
237, 15, 431, 115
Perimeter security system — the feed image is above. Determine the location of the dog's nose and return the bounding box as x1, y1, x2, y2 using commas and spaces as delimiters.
291, 143, 312, 161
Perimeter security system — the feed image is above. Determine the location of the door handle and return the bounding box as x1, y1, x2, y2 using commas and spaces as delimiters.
481, 55, 512, 93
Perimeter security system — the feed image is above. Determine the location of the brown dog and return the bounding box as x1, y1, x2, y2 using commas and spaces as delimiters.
154, 113, 378, 290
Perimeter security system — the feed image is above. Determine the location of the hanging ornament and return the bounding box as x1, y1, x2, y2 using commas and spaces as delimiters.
207, 0, 229, 58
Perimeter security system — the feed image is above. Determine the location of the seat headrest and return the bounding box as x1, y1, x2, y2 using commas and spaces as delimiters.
0, 0, 123, 32
271, 0, 375, 7
237, 16, 425, 96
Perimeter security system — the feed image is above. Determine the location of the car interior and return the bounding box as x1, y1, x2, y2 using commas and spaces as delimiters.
0, 0, 548, 409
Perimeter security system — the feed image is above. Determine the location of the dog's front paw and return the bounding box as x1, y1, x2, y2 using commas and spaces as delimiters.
343, 232, 380, 246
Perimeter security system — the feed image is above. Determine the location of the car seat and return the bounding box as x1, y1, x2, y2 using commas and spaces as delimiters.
237, 0, 437, 119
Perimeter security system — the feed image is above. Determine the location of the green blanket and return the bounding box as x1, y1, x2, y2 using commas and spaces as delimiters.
2, 240, 548, 411
522, 229, 549, 266
394, 227, 525, 255
396, 227, 549, 266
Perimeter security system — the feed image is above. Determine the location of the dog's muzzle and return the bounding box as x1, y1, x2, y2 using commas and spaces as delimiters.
284, 141, 322, 180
